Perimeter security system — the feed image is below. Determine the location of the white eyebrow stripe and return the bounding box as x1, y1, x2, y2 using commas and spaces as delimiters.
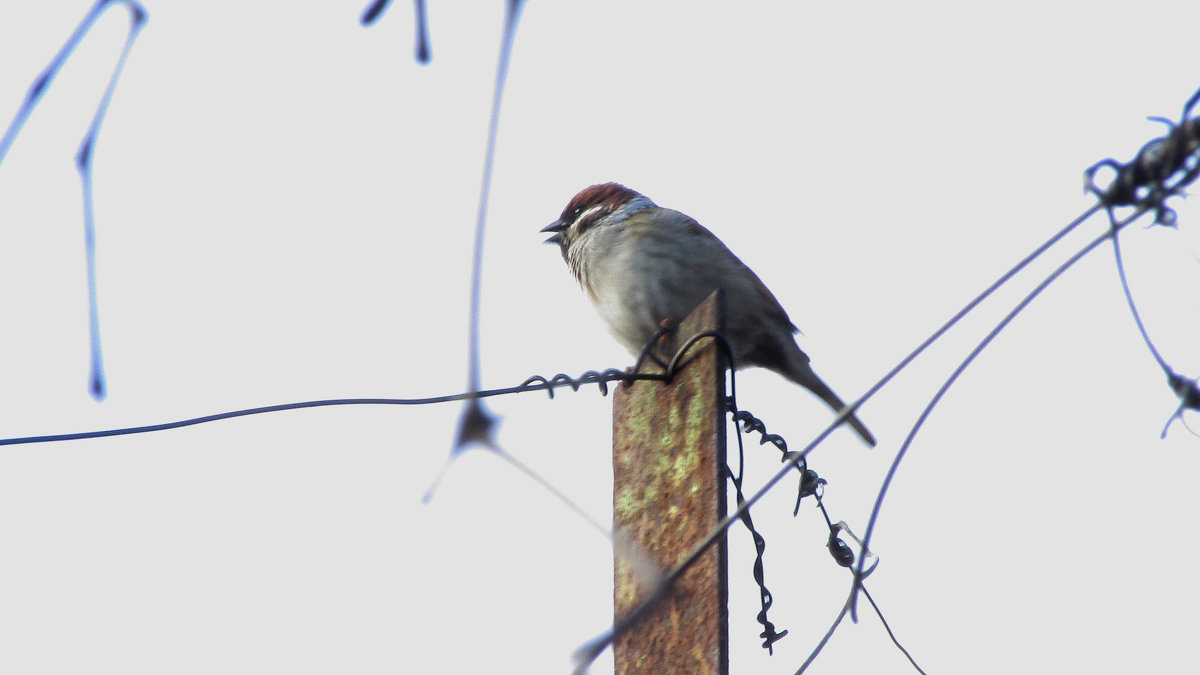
572, 204, 608, 231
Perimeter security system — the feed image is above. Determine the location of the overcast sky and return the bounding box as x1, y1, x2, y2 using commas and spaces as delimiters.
2, 1, 1199, 673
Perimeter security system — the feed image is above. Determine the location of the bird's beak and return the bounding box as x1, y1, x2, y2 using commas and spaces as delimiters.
541, 219, 566, 245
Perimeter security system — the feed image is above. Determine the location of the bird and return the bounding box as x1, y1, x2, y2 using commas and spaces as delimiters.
541, 182, 875, 446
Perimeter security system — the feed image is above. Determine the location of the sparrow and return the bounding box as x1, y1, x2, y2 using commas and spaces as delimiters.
542, 182, 875, 446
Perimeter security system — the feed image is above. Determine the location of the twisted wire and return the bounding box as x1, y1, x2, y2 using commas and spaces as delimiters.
1083, 85, 1200, 436
726, 404, 789, 652
626, 326, 793, 652
1084, 86, 1200, 226
0, 368, 665, 447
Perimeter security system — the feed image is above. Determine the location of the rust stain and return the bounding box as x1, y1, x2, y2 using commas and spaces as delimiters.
613, 291, 729, 675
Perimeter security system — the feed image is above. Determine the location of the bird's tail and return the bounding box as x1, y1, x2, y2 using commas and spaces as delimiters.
784, 353, 876, 447
806, 378, 876, 447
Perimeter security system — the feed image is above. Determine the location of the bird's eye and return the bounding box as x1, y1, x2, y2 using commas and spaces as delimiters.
571, 207, 583, 218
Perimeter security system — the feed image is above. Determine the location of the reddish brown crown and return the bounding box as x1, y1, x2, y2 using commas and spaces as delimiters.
558, 182, 642, 222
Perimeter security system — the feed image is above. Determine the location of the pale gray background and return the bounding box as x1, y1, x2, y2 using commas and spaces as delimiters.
1, 1, 1198, 673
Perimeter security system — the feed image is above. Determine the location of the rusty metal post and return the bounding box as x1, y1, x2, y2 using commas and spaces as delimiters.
612, 290, 728, 675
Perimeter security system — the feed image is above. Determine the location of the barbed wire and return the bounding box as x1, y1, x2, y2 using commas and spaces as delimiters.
732, 404, 919, 673
0, 0, 148, 401
845, 83, 1200, 632
359, 0, 431, 63
0, 320, 916, 672
569, 108, 1200, 665
570, 330, 918, 675
0, 368, 665, 447
1084, 87, 1200, 228
0, 198, 1170, 672
848, 204, 1152, 622
726, 404, 791, 654
1111, 227, 1200, 438
796, 582, 925, 675
1084, 87, 1200, 436
566, 201, 1109, 672
622, 325, 795, 652
1083, 88, 1200, 437
563, 123, 1198, 668
729, 404, 886, 657
448, 0, 525, 463
4, 5, 1199, 674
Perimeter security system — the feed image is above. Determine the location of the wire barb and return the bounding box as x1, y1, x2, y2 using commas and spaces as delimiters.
1083, 85, 1200, 227
1163, 371, 1200, 438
